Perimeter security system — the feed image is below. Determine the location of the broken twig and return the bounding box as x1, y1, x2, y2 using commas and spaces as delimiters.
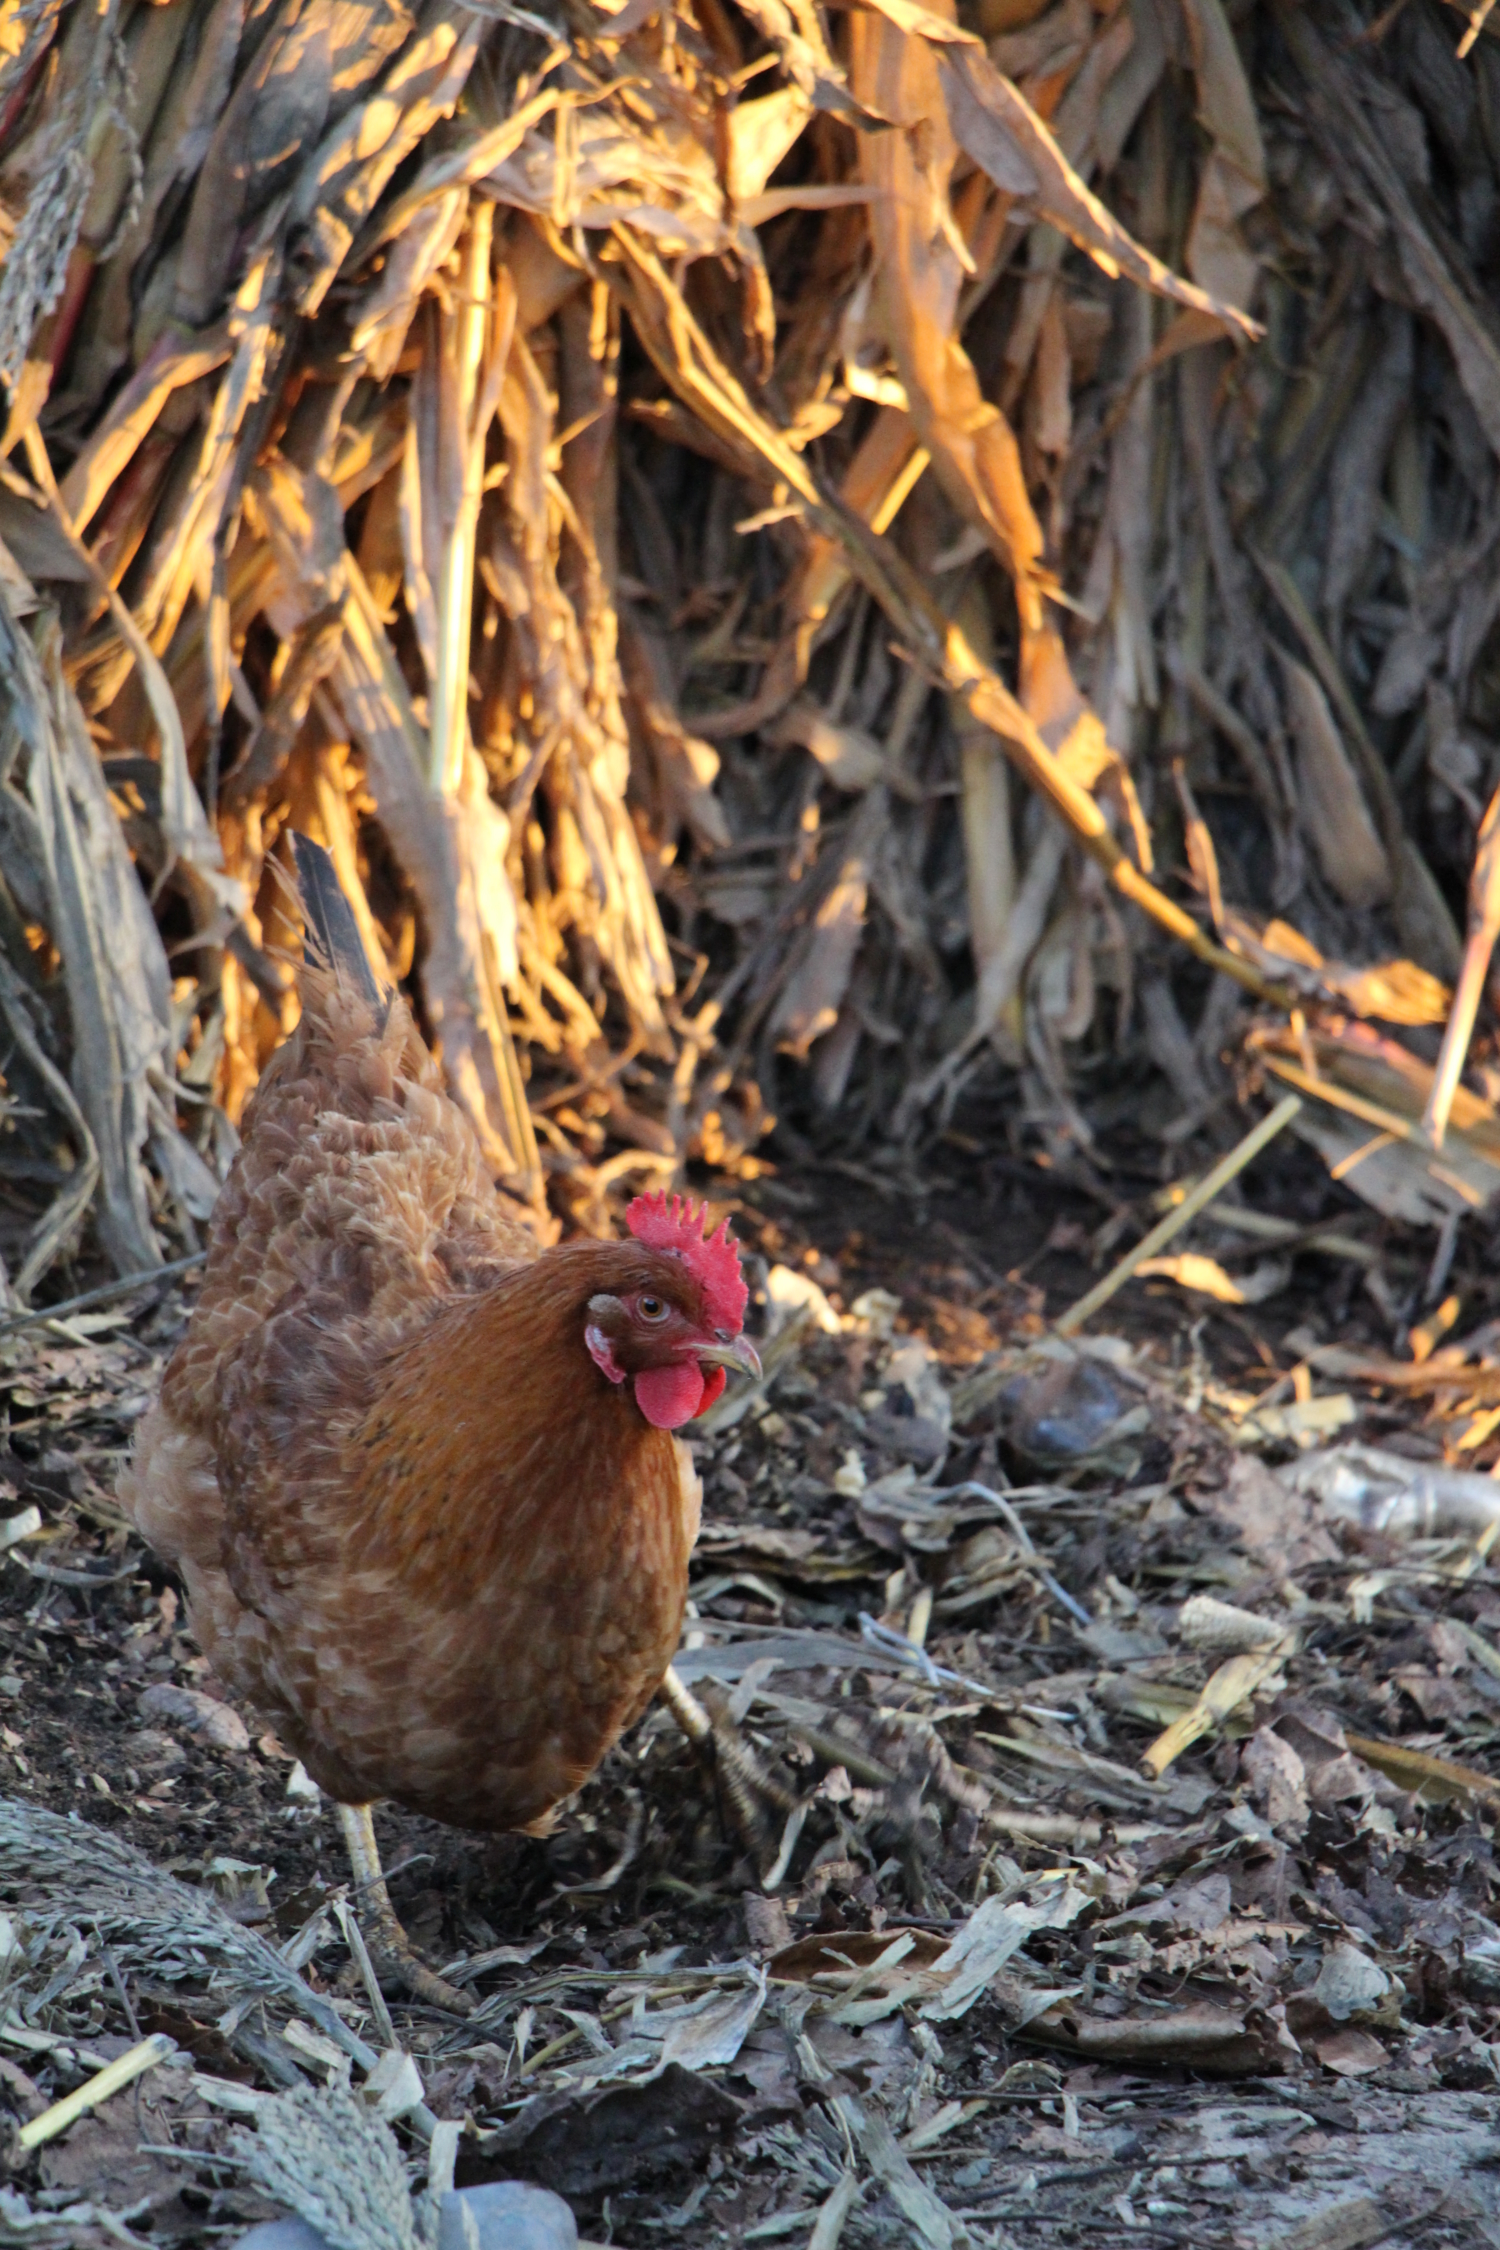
1055, 1096, 1303, 1337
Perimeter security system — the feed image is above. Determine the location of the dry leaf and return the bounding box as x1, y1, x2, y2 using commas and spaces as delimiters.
1277, 652, 1391, 910
1311, 2027, 1388, 2078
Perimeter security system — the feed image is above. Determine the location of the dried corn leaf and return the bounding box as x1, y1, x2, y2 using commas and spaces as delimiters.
1277, 652, 1391, 911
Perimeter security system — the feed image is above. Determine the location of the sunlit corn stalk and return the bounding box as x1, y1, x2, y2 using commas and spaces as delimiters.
418, 214, 538, 1195
1424, 781, 1500, 1151
430, 202, 497, 800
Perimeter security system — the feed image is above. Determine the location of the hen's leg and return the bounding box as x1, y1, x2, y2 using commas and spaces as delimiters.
336, 1802, 473, 2016
658, 1665, 797, 1883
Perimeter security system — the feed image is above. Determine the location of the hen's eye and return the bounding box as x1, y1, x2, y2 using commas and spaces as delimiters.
637, 1295, 668, 1322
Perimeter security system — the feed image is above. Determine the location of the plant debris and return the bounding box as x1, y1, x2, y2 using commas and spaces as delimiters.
10, 0, 1500, 1279
5, 0, 1500, 2239
0, 1172, 1499, 2244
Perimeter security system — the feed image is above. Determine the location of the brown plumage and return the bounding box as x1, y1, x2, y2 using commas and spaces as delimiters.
122, 844, 754, 1841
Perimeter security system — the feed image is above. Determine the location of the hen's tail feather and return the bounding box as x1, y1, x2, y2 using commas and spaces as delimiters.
291, 833, 383, 1010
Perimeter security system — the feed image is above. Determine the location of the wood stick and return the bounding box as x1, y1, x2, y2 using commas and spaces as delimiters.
18, 2033, 176, 2150
0, 1253, 206, 1340
1423, 780, 1500, 1149
1053, 1095, 1302, 1336
1140, 1648, 1288, 1781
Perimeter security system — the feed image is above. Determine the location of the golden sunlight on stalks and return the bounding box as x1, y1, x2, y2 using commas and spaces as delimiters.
3, 0, 1500, 1291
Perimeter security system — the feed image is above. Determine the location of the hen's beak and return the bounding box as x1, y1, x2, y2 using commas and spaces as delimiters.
696, 1334, 762, 1381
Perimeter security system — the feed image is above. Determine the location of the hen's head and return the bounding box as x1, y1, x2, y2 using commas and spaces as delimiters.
584, 1194, 760, 1430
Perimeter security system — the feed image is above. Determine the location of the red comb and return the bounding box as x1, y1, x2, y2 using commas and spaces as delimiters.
626, 1192, 747, 1334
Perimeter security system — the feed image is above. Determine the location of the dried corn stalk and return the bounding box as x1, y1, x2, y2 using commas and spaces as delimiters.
2, 0, 1500, 1277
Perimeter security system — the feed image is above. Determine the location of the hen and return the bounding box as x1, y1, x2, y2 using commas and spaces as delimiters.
122, 836, 758, 2008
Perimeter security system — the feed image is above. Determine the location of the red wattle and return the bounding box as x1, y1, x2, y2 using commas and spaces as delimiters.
697, 1366, 726, 1414
633, 1362, 706, 1429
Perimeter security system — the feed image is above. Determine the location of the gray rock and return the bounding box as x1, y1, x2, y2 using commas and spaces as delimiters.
233, 2182, 577, 2250
138, 1680, 252, 1751
438, 2182, 578, 2250
232, 2225, 326, 2250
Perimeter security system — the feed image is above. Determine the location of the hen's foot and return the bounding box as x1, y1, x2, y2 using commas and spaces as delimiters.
658, 1664, 799, 1884
336, 1802, 474, 2016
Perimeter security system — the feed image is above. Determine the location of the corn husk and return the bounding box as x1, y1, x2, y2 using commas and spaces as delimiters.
4, 0, 1500, 1279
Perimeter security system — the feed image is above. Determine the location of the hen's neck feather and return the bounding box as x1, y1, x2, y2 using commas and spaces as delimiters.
347, 1240, 691, 1591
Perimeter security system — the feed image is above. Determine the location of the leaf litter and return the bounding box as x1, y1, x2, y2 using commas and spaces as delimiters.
6, 0, 1500, 2240
0, 1165, 1496, 2245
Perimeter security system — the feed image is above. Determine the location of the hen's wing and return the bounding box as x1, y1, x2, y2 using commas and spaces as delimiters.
123, 842, 537, 1623
166, 973, 534, 1431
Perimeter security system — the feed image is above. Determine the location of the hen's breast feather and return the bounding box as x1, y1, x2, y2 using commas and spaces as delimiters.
131, 1296, 698, 1830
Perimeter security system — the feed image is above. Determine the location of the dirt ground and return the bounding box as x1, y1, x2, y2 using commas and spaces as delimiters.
3, 1127, 1500, 2248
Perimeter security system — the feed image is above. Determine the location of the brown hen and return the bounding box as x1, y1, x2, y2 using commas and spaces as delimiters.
122, 837, 758, 2007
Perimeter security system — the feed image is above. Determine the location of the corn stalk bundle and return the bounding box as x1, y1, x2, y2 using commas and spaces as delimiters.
1, 0, 1499, 1288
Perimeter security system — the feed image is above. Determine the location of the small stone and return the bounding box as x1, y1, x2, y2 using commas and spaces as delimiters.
0, 1677, 21, 1699
438, 2182, 578, 2250
233, 2184, 578, 2250
232, 2225, 327, 2250
138, 1682, 251, 1752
